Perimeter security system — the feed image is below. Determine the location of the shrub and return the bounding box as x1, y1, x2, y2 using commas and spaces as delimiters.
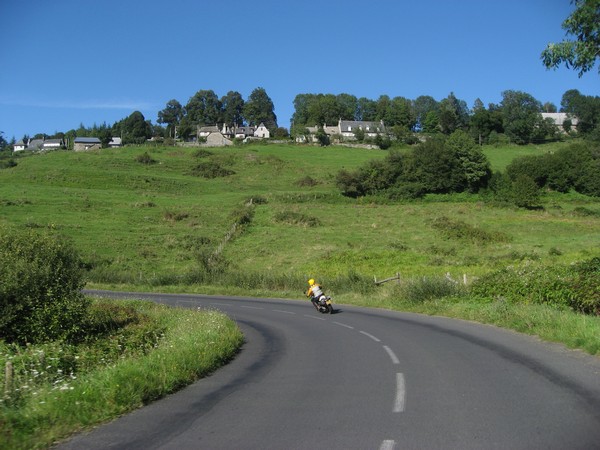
274, 211, 321, 227
189, 161, 235, 178
296, 176, 319, 187
471, 257, 600, 315
395, 276, 465, 302
0, 229, 89, 344
135, 152, 157, 165
511, 174, 542, 209
430, 216, 510, 245
386, 182, 427, 200
192, 149, 213, 158
0, 159, 17, 169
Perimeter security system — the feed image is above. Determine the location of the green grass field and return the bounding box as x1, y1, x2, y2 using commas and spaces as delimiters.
1, 142, 599, 294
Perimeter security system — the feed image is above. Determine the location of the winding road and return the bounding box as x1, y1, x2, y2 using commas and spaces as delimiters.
59, 291, 600, 450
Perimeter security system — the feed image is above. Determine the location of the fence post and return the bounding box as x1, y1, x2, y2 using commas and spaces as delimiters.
4, 361, 13, 399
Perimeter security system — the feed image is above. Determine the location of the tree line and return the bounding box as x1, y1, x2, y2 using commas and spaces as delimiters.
0, 87, 282, 148
2, 87, 598, 151
291, 89, 600, 145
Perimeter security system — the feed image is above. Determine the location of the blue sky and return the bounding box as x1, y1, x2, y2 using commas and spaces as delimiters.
1, 0, 598, 140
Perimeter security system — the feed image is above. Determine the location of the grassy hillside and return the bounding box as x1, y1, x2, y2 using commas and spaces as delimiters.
1, 142, 599, 295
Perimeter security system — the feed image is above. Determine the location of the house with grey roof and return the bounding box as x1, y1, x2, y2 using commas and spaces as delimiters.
73, 137, 101, 151
541, 113, 579, 132
13, 140, 26, 151
297, 119, 387, 143
42, 139, 65, 151
108, 137, 122, 147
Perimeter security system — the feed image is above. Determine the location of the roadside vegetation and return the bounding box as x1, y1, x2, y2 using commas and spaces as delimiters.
0, 138, 599, 448
0, 228, 243, 449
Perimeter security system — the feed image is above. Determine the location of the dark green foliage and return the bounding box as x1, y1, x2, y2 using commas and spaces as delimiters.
136, 152, 157, 165
403, 138, 465, 193
511, 175, 542, 209
192, 149, 214, 158
114, 111, 153, 145
0, 158, 17, 169
315, 127, 330, 146
575, 158, 600, 196
395, 276, 466, 302
0, 229, 89, 344
189, 161, 235, 178
230, 204, 254, 225
375, 133, 392, 149
505, 142, 600, 197
505, 154, 548, 186
573, 206, 600, 217
430, 216, 511, 245
274, 211, 321, 227
296, 175, 319, 187
336, 133, 491, 199
471, 257, 600, 315
385, 182, 427, 200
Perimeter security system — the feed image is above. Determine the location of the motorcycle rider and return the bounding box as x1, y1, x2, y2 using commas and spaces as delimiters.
306, 278, 324, 310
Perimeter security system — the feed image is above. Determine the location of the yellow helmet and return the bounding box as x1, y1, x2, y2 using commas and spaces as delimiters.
308, 279, 315, 286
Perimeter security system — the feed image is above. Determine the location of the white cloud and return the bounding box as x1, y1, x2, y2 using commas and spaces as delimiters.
0, 98, 155, 111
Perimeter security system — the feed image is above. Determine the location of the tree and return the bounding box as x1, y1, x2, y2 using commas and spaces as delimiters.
114, 111, 153, 144
356, 97, 377, 121
501, 90, 543, 144
307, 94, 342, 126
336, 93, 359, 121
244, 87, 277, 130
445, 129, 491, 192
221, 91, 245, 127
157, 99, 184, 137
541, 0, 600, 77
422, 111, 440, 133
185, 90, 222, 126
402, 138, 465, 193
438, 92, 469, 134
560, 89, 600, 136
470, 98, 492, 144
413, 95, 439, 131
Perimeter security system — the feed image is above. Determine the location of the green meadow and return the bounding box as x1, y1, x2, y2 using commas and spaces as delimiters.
1, 142, 598, 293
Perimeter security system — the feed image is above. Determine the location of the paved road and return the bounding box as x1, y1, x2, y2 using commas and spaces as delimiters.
59, 291, 600, 450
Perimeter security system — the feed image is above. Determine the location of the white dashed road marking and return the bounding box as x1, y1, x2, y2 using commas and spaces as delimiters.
380, 440, 396, 450
383, 345, 400, 365
394, 373, 406, 413
360, 330, 381, 342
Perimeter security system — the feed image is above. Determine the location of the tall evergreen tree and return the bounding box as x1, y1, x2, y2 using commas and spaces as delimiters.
244, 87, 277, 130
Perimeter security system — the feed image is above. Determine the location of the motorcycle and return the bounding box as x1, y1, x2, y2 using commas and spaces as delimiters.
311, 294, 334, 314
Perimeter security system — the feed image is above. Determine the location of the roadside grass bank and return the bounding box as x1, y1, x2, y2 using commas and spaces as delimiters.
86, 256, 600, 357
0, 298, 243, 450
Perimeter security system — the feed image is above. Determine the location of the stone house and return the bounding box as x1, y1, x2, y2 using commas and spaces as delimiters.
297, 119, 387, 143
541, 113, 579, 132
108, 137, 122, 147
73, 137, 101, 151
220, 123, 270, 140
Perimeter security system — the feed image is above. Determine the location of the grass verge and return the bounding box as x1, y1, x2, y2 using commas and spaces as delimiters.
0, 299, 243, 450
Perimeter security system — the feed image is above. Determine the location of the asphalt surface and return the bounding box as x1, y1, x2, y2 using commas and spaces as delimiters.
57, 291, 600, 450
